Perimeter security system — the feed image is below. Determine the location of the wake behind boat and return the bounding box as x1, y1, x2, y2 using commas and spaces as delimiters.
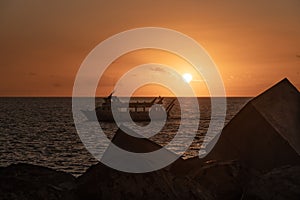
81, 92, 175, 122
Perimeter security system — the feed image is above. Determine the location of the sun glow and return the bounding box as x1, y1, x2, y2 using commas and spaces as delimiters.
182, 73, 193, 83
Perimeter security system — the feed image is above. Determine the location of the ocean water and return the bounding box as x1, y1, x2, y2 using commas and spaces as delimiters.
0, 97, 250, 176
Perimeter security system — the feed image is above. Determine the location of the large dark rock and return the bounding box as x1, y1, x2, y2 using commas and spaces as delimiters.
168, 78, 300, 199
188, 160, 260, 200
73, 162, 213, 200
200, 78, 300, 171
101, 125, 184, 173
242, 165, 300, 200
73, 127, 212, 200
0, 163, 75, 200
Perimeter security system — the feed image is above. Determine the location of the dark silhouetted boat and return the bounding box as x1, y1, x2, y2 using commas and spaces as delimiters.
81, 92, 175, 122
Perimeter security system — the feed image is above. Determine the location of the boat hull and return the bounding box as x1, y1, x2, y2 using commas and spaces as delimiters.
81, 110, 167, 122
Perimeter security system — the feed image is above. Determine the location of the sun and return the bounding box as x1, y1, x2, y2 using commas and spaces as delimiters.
182, 73, 193, 83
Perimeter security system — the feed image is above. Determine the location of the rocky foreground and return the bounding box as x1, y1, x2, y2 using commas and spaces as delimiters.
1, 78, 299, 200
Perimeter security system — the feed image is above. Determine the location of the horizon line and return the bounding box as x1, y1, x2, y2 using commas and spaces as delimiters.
0, 95, 254, 98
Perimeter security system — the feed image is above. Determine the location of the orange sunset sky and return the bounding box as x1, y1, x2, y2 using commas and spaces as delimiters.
0, 0, 299, 97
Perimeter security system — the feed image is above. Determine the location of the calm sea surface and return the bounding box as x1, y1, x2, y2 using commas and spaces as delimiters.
0, 97, 250, 176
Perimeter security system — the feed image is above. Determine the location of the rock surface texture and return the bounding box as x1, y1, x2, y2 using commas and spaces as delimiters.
73, 162, 213, 200
242, 165, 300, 200
0, 163, 75, 200
201, 78, 300, 171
